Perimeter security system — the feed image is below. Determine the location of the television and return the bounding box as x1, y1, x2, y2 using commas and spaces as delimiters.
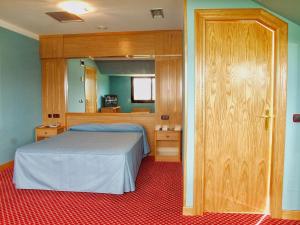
103, 95, 118, 107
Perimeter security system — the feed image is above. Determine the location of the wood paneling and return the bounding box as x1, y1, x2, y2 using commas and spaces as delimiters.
63, 31, 155, 58
155, 31, 183, 55
0, 161, 14, 171
194, 9, 287, 218
66, 113, 155, 154
40, 35, 63, 59
42, 59, 67, 125
155, 56, 183, 127
40, 30, 183, 158
282, 210, 300, 221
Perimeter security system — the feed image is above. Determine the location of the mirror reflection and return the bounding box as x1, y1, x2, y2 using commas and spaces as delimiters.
67, 58, 155, 113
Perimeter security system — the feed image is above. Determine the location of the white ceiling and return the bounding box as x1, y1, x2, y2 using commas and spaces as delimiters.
0, 0, 183, 36
254, 0, 300, 25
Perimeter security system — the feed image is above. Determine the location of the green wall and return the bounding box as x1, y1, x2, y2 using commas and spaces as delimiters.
0, 27, 41, 165
67, 58, 110, 112
109, 76, 155, 113
185, 0, 300, 210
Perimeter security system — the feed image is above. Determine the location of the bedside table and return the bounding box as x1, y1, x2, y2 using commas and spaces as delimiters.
154, 130, 181, 162
35, 126, 65, 142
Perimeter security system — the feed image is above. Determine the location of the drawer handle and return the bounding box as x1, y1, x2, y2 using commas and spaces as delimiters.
166, 135, 170, 138
44, 132, 48, 135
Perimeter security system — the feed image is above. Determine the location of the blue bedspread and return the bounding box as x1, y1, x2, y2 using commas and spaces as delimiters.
69, 123, 150, 155
13, 123, 149, 194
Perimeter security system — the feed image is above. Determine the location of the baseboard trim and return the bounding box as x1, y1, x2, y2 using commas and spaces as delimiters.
183, 206, 196, 216
282, 210, 300, 221
0, 160, 14, 171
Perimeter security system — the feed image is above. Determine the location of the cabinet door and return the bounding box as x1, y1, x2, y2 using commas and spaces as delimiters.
155, 56, 182, 127
42, 59, 67, 125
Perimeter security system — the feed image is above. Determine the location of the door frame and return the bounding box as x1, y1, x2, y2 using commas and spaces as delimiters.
194, 9, 287, 218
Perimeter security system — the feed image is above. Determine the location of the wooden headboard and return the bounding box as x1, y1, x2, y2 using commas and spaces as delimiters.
66, 113, 155, 155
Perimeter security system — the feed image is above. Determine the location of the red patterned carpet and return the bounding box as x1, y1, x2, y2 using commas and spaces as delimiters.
0, 157, 299, 225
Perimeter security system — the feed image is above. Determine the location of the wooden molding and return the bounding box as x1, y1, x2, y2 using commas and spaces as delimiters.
183, 0, 188, 208
182, 206, 196, 216
281, 210, 300, 221
194, 9, 287, 217
0, 161, 14, 172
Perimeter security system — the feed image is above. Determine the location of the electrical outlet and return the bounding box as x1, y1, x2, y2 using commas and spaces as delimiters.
161, 115, 169, 120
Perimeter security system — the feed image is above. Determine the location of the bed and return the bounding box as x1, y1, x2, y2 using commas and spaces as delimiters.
13, 123, 150, 194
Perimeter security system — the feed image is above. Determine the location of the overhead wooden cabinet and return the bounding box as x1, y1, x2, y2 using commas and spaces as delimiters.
40, 35, 64, 59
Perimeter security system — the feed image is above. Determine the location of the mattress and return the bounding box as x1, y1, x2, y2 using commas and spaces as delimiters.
13, 128, 146, 194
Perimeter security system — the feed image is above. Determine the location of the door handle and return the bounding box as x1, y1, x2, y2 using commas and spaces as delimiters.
257, 109, 274, 130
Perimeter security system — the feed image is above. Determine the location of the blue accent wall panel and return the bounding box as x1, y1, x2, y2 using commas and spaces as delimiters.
0, 27, 41, 165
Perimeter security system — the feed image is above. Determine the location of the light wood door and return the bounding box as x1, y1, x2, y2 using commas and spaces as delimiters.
200, 18, 275, 213
84, 67, 97, 113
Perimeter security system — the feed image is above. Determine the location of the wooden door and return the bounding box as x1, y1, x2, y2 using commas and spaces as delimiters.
194, 9, 288, 215
84, 67, 97, 113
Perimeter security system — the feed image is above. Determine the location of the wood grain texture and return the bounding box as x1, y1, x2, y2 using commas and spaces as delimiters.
194, 9, 287, 218
155, 56, 183, 127
62, 30, 182, 58
42, 59, 67, 126
64, 32, 155, 58
84, 67, 97, 113
66, 113, 155, 155
281, 210, 300, 221
0, 161, 14, 172
204, 20, 273, 213
155, 31, 183, 55
40, 35, 64, 59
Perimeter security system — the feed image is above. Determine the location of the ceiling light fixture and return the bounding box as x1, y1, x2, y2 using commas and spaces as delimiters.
58, 1, 93, 15
150, 8, 164, 19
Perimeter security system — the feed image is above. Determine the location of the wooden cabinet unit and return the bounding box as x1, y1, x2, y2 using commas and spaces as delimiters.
35, 126, 64, 142
40, 35, 64, 59
155, 130, 181, 162
39, 30, 183, 151
42, 59, 67, 126
155, 56, 183, 127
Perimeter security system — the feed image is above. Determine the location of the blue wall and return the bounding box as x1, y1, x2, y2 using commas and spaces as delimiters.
67, 58, 110, 112
0, 27, 41, 165
185, 0, 300, 210
109, 76, 155, 113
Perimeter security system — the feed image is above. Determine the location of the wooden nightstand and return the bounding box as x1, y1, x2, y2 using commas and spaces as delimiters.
35, 125, 64, 142
155, 130, 181, 162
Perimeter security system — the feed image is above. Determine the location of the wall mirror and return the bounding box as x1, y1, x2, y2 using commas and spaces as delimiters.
67, 57, 155, 113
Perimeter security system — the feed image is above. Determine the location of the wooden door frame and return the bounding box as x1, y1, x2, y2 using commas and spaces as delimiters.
194, 9, 287, 218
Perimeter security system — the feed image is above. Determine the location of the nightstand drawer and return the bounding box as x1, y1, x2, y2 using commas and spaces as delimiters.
36, 128, 58, 137
156, 131, 180, 141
